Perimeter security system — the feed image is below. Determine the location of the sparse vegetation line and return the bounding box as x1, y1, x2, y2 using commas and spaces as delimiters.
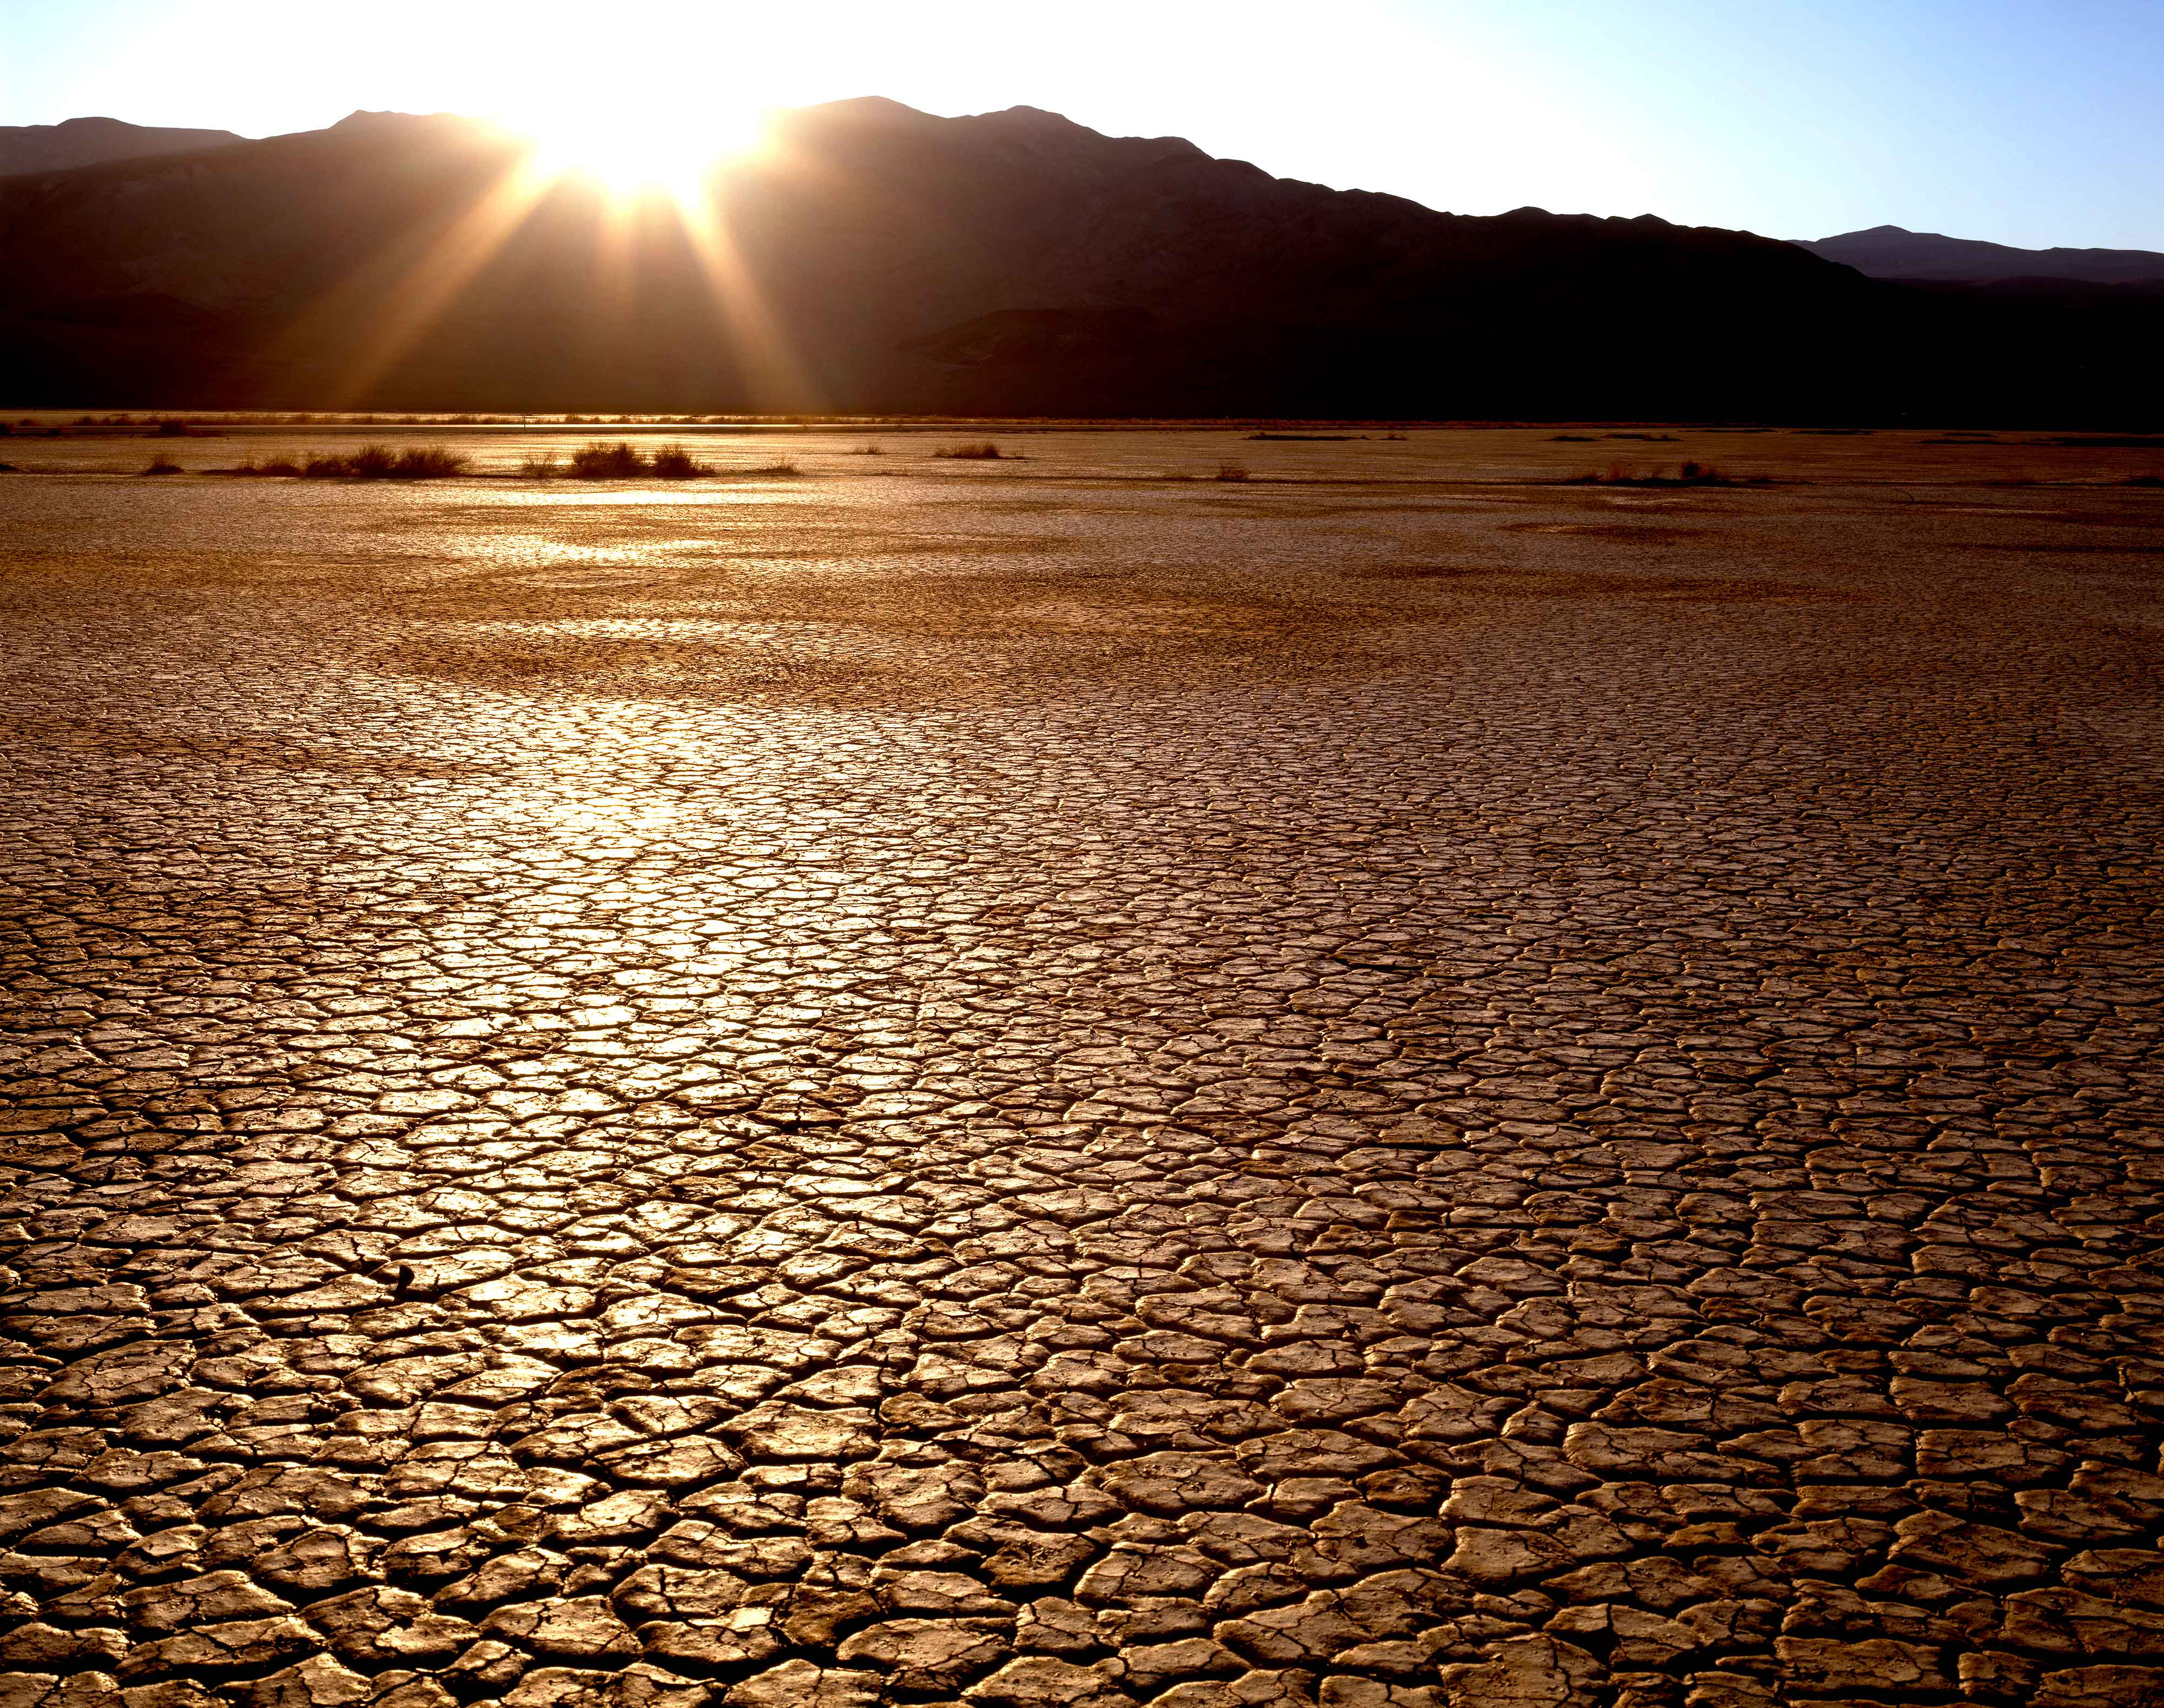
1557, 461, 1772, 489
526, 442, 799, 480
226, 445, 469, 480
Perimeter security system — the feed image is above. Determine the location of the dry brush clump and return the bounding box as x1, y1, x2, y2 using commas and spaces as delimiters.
934, 441, 1005, 459
554, 441, 716, 479
143, 454, 183, 475
1157, 463, 1252, 483
1561, 460, 1771, 489
646, 444, 709, 479
567, 441, 650, 479
529, 443, 797, 480
281, 445, 470, 480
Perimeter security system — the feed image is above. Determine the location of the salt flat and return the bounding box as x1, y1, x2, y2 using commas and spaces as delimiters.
0, 426, 2160, 1708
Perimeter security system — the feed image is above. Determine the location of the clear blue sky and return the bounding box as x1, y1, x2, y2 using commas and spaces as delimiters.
4, 0, 2159, 247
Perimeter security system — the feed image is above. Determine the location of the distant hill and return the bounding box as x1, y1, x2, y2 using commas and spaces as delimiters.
0, 104, 2156, 419
0, 116, 243, 176
1798, 224, 2164, 287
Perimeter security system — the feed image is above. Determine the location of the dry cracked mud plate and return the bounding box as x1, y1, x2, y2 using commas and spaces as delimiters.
0, 446, 2160, 1708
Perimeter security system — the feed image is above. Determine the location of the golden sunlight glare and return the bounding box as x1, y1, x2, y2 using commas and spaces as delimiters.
517, 94, 768, 200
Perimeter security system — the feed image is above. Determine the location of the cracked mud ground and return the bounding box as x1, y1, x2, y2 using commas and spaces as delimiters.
0, 431, 2160, 1708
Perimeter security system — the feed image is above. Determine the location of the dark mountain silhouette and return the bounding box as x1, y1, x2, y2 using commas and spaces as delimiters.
0, 116, 243, 176
0, 102, 2155, 419
1797, 224, 2164, 287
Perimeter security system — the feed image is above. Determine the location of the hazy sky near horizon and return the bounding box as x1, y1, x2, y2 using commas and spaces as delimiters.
4, 0, 2159, 248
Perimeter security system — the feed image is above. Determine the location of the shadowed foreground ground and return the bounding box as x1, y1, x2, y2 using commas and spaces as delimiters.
0, 429, 2160, 1708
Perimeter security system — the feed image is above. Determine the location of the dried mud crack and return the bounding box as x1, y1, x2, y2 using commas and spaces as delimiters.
0, 436, 2160, 1708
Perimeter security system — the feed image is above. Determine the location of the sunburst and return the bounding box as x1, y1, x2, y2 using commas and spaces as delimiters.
517, 97, 769, 203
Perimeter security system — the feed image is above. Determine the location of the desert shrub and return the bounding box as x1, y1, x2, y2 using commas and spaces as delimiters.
740, 459, 800, 477
153, 419, 194, 438
569, 441, 648, 478
393, 446, 468, 478
1552, 433, 1598, 442
1215, 461, 1250, 482
295, 445, 465, 479
144, 454, 183, 475
230, 457, 304, 477
850, 445, 885, 455
519, 452, 562, 479
934, 441, 1002, 459
648, 444, 710, 478
1559, 463, 1770, 489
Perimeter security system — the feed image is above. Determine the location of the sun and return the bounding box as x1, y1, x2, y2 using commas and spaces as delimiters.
516, 97, 769, 201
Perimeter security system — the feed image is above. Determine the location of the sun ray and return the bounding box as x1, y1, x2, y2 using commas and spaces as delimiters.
267, 108, 813, 412
270, 144, 562, 409
672, 174, 822, 415
523, 101, 764, 202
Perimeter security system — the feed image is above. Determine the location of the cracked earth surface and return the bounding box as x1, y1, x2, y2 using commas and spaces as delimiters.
0, 432, 2160, 1708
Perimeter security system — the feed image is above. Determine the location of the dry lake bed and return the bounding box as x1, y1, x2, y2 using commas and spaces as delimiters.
0, 424, 2160, 1708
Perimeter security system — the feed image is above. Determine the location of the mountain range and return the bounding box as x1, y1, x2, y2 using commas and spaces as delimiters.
0, 104, 2156, 419
0, 116, 243, 177
1797, 225, 2164, 289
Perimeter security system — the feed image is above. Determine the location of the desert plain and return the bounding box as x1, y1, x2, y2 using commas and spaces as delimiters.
0, 423, 2160, 1708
